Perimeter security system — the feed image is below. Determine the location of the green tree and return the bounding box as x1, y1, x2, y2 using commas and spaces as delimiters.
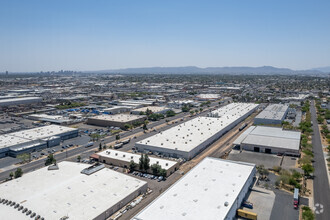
45, 154, 56, 166
143, 123, 148, 130
146, 108, 152, 116
190, 110, 195, 116
77, 155, 81, 162
181, 104, 190, 112
124, 123, 131, 130
9, 172, 14, 179
129, 160, 137, 172
302, 164, 314, 176
159, 168, 167, 177
116, 134, 120, 140
139, 154, 144, 170
98, 143, 102, 151
302, 206, 315, 220
166, 110, 176, 117
17, 153, 30, 163
151, 164, 162, 175
14, 168, 23, 178
143, 154, 150, 171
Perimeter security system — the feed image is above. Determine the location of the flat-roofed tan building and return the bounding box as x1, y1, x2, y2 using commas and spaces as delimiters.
97, 149, 179, 177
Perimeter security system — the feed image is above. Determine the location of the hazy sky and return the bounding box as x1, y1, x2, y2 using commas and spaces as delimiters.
1, 0, 330, 72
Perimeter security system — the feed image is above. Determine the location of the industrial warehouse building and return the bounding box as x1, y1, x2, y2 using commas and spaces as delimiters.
196, 93, 220, 101
87, 114, 147, 129
0, 162, 147, 220
135, 103, 258, 160
254, 104, 289, 125
97, 149, 179, 177
28, 114, 73, 125
133, 157, 256, 220
0, 97, 42, 107
0, 125, 78, 158
103, 106, 132, 115
131, 106, 172, 115
233, 126, 301, 156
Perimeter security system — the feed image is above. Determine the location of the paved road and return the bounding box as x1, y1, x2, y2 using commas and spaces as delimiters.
311, 100, 330, 220
270, 189, 309, 220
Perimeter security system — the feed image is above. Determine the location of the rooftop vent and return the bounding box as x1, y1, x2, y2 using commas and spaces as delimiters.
224, 202, 229, 207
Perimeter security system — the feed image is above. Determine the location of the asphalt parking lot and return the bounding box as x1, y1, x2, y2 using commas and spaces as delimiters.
228, 149, 282, 168
240, 187, 275, 220
271, 189, 308, 220
228, 149, 298, 170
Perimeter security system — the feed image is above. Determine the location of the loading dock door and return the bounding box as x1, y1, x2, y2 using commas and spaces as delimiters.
265, 148, 272, 154
254, 147, 260, 152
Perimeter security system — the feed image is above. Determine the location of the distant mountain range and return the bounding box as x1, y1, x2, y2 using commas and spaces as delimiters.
86, 66, 330, 75
311, 66, 330, 73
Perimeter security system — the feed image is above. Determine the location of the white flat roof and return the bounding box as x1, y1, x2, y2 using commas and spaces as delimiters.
133, 106, 170, 113
11, 125, 77, 140
0, 97, 41, 103
89, 114, 146, 122
233, 126, 301, 151
137, 103, 258, 153
103, 106, 133, 111
29, 114, 70, 121
97, 149, 177, 170
0, 125, 76, 149
255, 104, 288, 120
0, 134, 32, 149
196, 94, 220, 99
133, 157, 255, 220
0, 161, 147, 220
209, 103, 258, 118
